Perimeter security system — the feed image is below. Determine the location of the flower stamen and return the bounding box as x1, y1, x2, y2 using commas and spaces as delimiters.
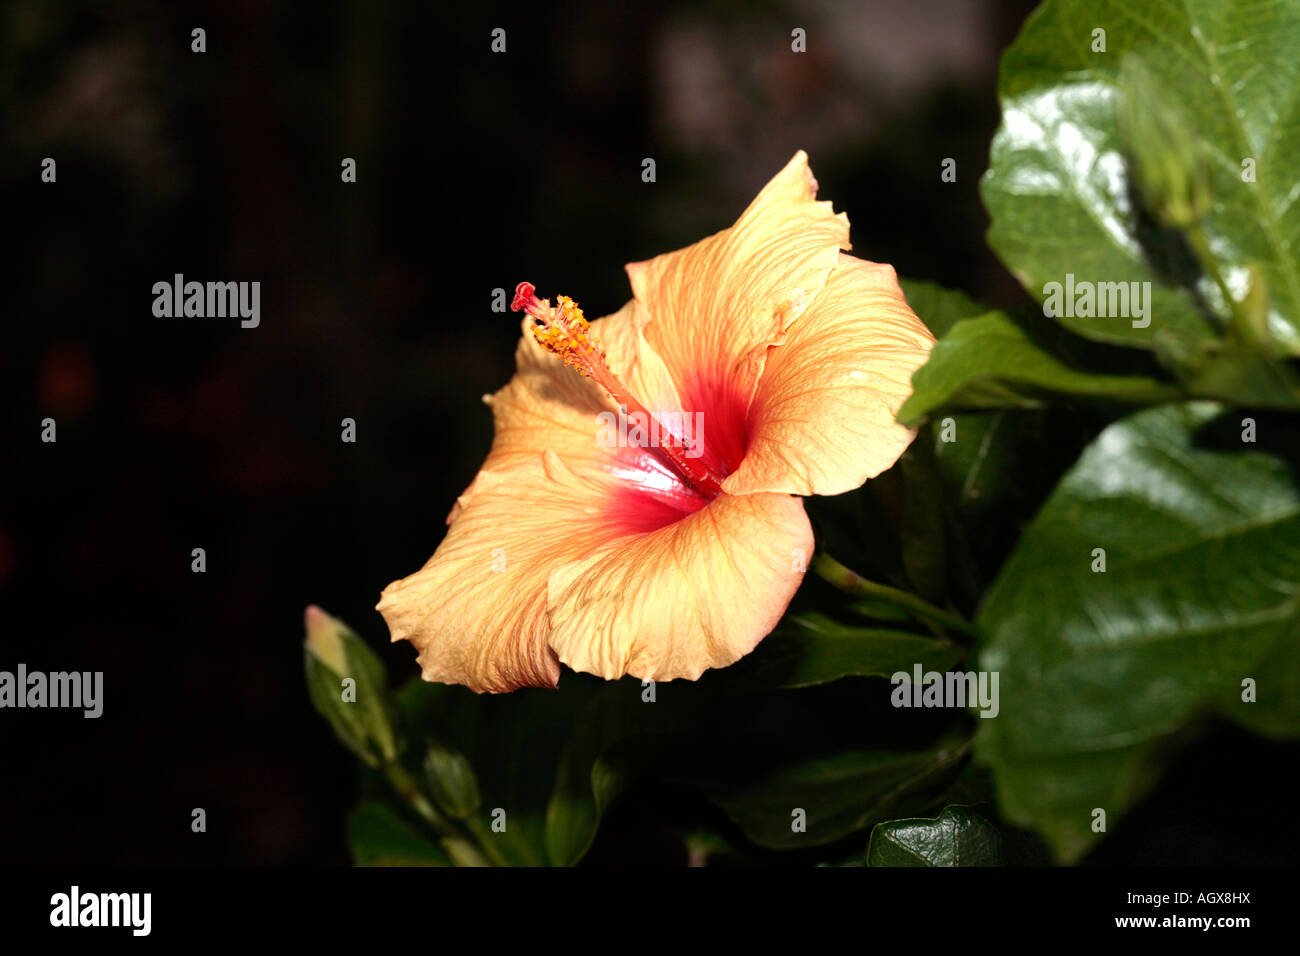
512, 281, 726, 499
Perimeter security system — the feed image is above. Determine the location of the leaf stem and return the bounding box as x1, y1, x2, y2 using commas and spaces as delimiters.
384, 761, 453, 834
384, 761, 514, 866
463, 815, 515, 867
1187, 223, 1248, 338
813, 553, 979, 641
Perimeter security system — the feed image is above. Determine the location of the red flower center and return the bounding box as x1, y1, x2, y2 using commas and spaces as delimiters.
511, 282, 730, 508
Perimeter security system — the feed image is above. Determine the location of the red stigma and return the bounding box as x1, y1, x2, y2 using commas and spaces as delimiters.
511, 282, 538, 313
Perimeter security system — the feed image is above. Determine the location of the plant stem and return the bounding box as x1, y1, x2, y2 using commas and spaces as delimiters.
813, 553, 978, 640
463, 815, 515, 868
1187, 224, 1249, 338
440, 836, 495, 868
384, 761, 454, 834
384, 761, 514, 866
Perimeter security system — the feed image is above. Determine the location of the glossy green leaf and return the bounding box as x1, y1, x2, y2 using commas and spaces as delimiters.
983, 0, 1300, 352
1223, 623, 1300, 739
900, 278, 991, 339
347, 801, 452, 867
931, 411, 1012, 510
684, 737, 972, 851
901, 431, 948, 602
928, 408, 1102, 610
897, 313, 1178, 425
976, 402, 1300, 861
867, 805, 1003, 866
716, 613, 965, 690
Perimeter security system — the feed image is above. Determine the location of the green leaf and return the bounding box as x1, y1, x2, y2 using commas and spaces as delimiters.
900, 278, 991, 338
928, 408, 1102, 610
1181, 343, 1300, 410
682, 737, 972, 852
931, 411, 1011, 510
545, 664, 970, 865
347, 801, 451, 866
897, 313, 1179, 425
847, 595, 913, 624
867, 805, 1003, 866
545, 679, 693, 866
395, 677, 597, 867
1224, 624, 1300, 739
901, 431, 948, 602
543, 612, 966, 865
715, 613, 965, 690
982, 0, 1300, 351
976, 402, 1300, 861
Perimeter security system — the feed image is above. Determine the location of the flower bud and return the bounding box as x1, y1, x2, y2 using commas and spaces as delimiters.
1118, 57, 1211, 230
304, 605, 400, 767
423, 741, 481, 820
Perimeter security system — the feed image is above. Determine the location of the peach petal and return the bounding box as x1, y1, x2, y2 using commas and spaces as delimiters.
545, 491, 813, 682
379, 452, 594, 693
723, 254, 935, 497
625, 151, 850, 476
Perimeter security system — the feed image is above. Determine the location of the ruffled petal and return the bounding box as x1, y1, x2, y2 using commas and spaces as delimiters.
451, 299, 690, 520
625, 151, 850, 477
545, 491, 813, 682
483, 304, 652, 468
379, 452, 603, 693
722, 254, 935, 497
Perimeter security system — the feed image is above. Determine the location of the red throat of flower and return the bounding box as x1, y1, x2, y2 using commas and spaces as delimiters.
511, 281, 727, 500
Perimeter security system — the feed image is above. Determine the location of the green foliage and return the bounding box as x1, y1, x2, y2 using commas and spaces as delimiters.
718, 613, 965, 690
975, 403, 1300, 861
303, 608, 400, 768
544, 674, 971, 865
347, 802, 452, 867
984, 0, 1300, 355
680, 736, 971, 853
423, 742, 481, 821
897, 310, 1178, 425
900, 277, 989, 339
867, 806, 1003, 866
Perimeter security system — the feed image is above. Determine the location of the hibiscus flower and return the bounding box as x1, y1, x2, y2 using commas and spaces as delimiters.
378, 152, 935, 693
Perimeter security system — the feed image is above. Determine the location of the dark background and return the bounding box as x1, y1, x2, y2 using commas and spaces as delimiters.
3, 0, 1292, 865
